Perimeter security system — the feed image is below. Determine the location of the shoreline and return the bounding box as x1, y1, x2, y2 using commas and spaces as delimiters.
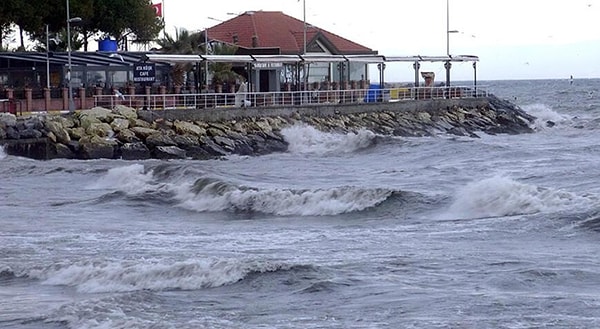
0, 95, 535, 161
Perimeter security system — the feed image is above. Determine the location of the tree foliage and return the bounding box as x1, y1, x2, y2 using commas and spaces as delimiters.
0, 0, 163, 51
210, 43, 241, 85
155, 28, 204, 86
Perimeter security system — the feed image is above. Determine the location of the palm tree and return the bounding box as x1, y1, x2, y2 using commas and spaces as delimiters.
156, 28, 203, 87
209, 43, 242, 92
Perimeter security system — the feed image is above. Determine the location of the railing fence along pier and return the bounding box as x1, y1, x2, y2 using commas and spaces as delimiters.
93, 85, 487, 111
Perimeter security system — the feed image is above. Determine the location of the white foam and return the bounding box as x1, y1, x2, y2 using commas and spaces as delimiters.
281, 123, 376, 155
87, 164, 163, 195
177, 183, 392, 216
442, 175, 587, 220
523, 103, 571, 130
0, 145, 6, 160
89, 163, 393, 216
35, 258, 284, 293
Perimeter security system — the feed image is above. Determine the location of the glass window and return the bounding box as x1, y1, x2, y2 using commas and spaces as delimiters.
87, 70, 106, 88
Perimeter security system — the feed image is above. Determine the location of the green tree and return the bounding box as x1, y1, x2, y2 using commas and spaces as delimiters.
4, 0, 163, 52
94, 0, 163, 49
0, 0, 18, 50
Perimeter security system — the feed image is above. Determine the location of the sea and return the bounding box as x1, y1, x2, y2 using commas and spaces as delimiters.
2, 78, 600, 329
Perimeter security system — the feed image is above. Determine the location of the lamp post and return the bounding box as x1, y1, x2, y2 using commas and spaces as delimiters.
445, 0, 458, 91
66, 0, 81, 112
303, 0, 306, 55
302, 0, 307, 93
204, 27, 208, 92
46, 24, 50, 89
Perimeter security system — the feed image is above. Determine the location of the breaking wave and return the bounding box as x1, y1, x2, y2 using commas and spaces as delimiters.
24, 258, 305, 293
522, 103, 572, 130
178, 179, 393, 215
89, 163, 395, 216
441, 175, 593, 220
281, 123, 377, 155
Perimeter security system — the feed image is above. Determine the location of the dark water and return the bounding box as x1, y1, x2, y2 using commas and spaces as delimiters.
2, 79, 600, 328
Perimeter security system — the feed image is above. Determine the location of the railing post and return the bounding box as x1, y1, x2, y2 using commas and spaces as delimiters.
44, 88, 51, 112
159, 85, 166, 109
79, 87, 86, 110
62, 87, 68, 111
24, 88, 32, 113
145, 85, 151, 110
5, 88, 14, 100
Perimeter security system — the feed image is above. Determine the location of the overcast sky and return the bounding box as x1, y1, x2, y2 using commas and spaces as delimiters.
161, 0, 600, 82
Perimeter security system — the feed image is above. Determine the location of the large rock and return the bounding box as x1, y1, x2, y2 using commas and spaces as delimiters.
45, 120, 71, 144
111, 118, 130, 132
79, 135, 117, 159
86, 122, 113, 138
174, 120, 206, 136
0, 113, 17, 128
152, 145, 186, 159
120, 142, 150, 160
116, 128, 141, 143
113, 105, 138, 120
130, 126, 159, 139
81, 107, 114, 123
53, 142, 75, 159
145, 132, 177, 148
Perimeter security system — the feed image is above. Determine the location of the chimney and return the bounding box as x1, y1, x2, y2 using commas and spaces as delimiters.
252, 35, 258, 48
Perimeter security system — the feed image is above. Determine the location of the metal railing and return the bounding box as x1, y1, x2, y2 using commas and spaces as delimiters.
93, 85, 487, 110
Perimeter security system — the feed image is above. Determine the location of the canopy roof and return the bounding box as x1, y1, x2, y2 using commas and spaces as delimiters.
0, 51, 162, 67
143, 54, 479, 64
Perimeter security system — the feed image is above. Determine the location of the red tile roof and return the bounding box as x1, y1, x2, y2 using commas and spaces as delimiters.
206, 11, 376, 55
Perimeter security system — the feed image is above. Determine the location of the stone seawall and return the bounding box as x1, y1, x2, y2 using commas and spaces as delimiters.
0, 96, 535, 161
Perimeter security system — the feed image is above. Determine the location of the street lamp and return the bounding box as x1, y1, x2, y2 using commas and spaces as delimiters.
66, 0, 81, 111
204, 27, 209, 92
46, 25, 50, 89
445, 0, 458, 90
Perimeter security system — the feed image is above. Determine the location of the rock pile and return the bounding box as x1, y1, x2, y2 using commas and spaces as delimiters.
0, 97, 535, 160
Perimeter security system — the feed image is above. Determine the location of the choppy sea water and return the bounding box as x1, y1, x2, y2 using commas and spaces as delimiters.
2, 79, 600, 328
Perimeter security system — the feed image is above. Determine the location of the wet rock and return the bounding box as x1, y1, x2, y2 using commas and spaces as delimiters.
46, 120, 71, 144
79, 135, 117, 159
153, 145, 186, 159
121, 142, 151, 160
53, 142, 75, 159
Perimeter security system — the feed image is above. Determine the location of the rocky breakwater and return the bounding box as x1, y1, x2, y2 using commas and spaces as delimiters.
0, 95, 535, 160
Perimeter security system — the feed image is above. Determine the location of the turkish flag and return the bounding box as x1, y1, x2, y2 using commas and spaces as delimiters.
151, 3, 162, 17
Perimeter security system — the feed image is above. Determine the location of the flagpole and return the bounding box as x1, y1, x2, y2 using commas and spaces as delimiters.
162, 0, 165, 38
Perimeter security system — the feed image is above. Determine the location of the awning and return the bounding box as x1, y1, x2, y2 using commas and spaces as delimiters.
143, 53, 480, 65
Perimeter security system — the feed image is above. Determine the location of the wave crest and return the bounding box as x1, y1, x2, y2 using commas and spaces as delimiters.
281, 123, 377, 155
179, 182, 393, 216
30, 258, 299, 293
90, 164, 395, 216
442, 175, 588, 219
523, 103, 571, 130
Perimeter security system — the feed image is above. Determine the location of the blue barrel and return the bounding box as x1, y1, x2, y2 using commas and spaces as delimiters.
98, 39, 118, 51
364, 84, 382, 103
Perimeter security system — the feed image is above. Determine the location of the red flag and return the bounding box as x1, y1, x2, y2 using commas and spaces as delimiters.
151, 3, 162, 17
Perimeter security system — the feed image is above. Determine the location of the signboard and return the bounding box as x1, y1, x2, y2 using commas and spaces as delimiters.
133, 63, 156, 83
254, 62, 283, 68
